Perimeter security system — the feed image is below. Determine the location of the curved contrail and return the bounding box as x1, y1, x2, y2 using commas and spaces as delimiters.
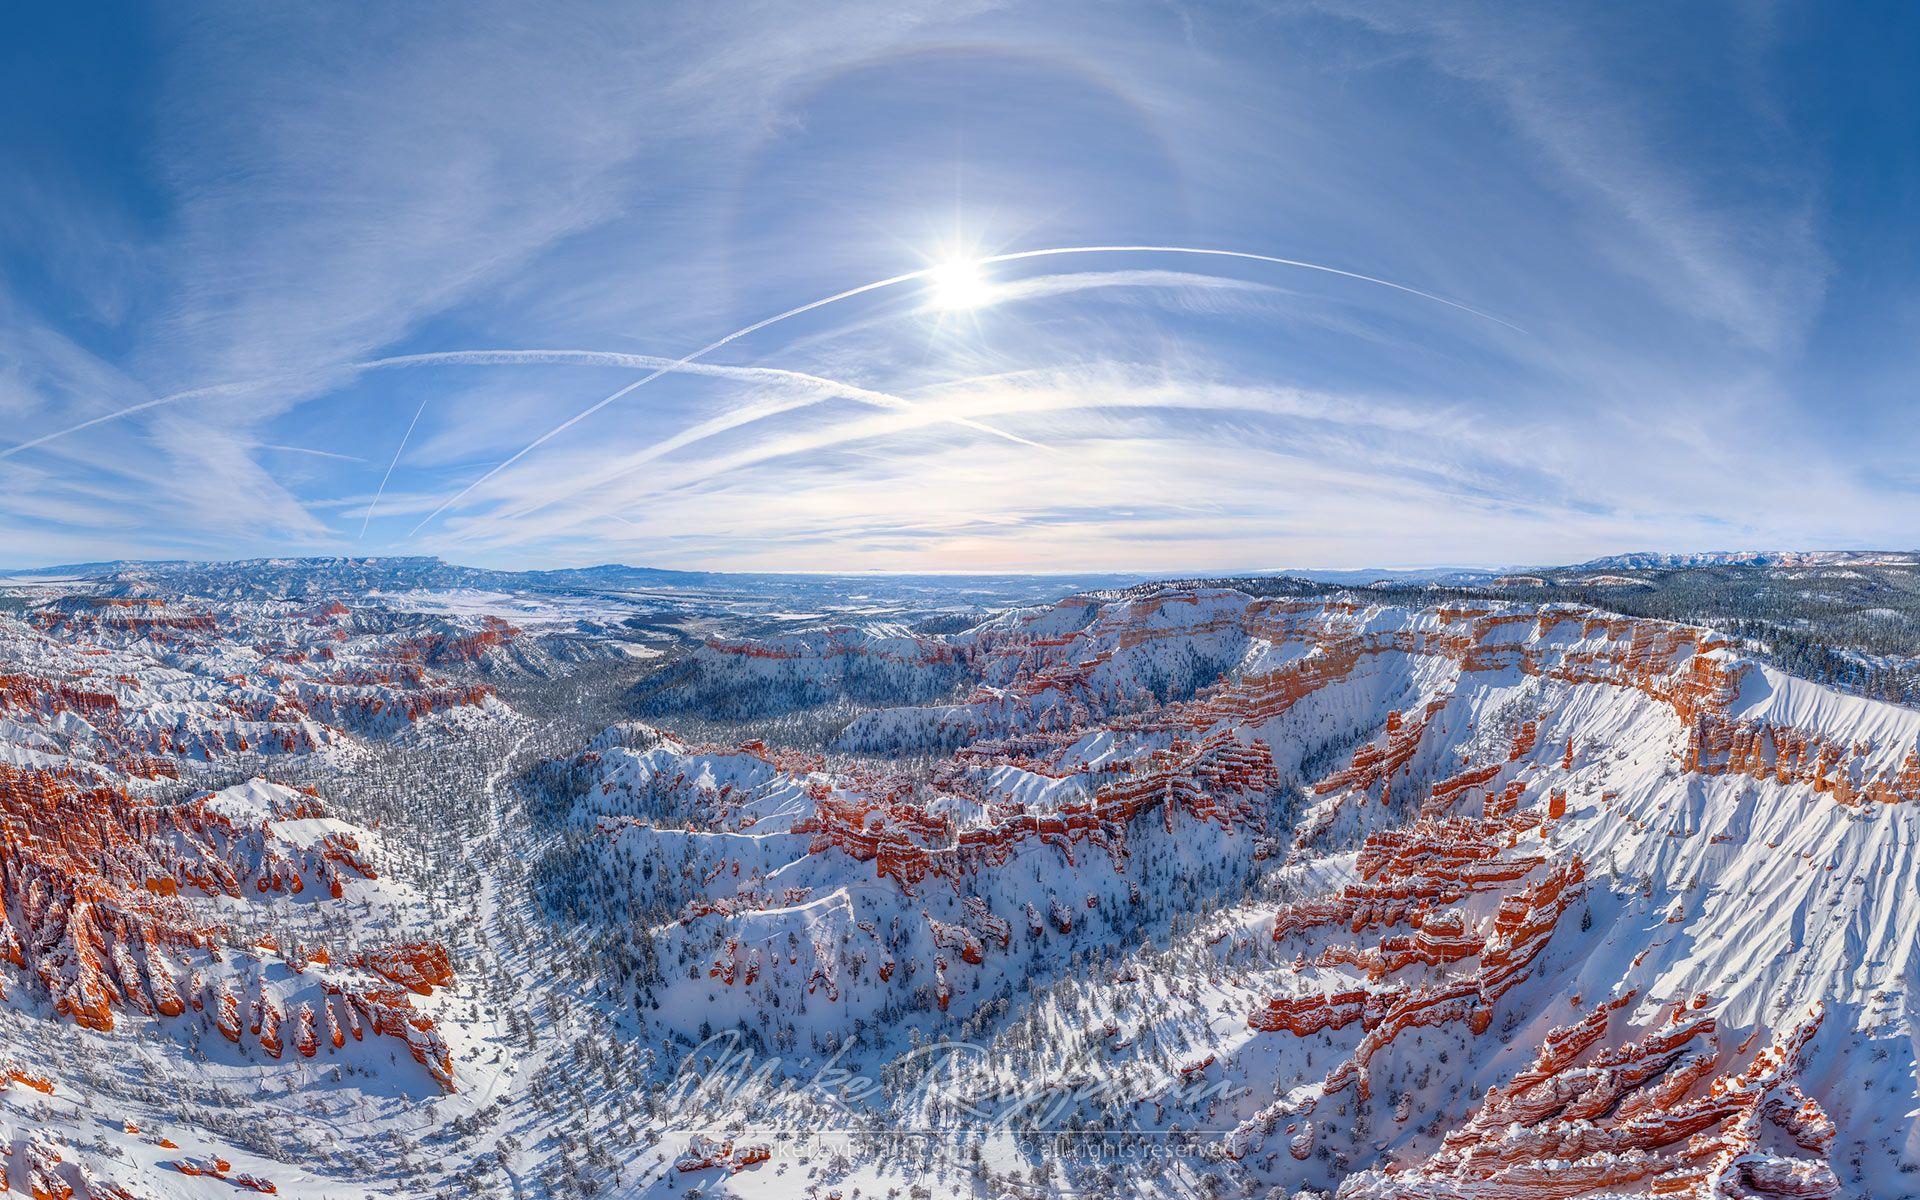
0, 347, 1038, 472
255, 443, 368, 463
367, 350, 1046, 453
474, 370, 1441, 549
406, 244, 1521, 536
0, 349, 1036, 460
0, 249, 1516, 535
985, 246, 1522, 332
355, 353, 1044, 534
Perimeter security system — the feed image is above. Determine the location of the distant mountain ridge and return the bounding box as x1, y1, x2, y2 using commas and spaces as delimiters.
1262, 565, 1510, 586
1571, 549, 1920, 571
10, 550, 1920, 603
2, 554, 1151, 614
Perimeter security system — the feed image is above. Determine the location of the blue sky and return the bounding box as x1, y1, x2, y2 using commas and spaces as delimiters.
1, 2, 1913, 572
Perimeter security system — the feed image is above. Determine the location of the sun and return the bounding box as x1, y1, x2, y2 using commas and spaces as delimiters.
926, 258, 995, 311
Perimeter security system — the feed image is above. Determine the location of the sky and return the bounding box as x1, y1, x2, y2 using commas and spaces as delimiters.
1, 2, 1915, 573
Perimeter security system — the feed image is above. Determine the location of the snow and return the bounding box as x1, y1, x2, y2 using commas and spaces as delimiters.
4, 569, 1920, 1198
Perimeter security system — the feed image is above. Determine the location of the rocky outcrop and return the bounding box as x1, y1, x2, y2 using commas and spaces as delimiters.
1339, 997, 1838, 1199
796, 730, 1276, 891
0, 768, 380, 1033
1249, 989, 1366, 1036
378, 615, 520, 666
1685, 715, 1920, 804
1252, 780, 1584, 1103
356, 941, 455, 995
1313, 699, 1450, 806
322, 982, 457, 1091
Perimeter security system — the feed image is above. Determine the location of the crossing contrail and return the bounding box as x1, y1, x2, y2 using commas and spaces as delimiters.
0, 348, 1039, 474
406, 245, 1521, 536
0, 248, 1516, 538
359, 352, 1048, 534
364, 350, 1045, 451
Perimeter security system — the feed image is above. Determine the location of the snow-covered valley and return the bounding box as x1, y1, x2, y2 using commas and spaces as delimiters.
3, 559, 1919, 1199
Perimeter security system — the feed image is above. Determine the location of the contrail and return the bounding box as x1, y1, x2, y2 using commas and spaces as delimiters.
0, 249, 1514, 533
365, 350, 1046, 453
356, 353, 1043, 534
403, 272, 944, 536
358, 394, 431, 539
983, 246, 1524, 333
448, 366, 1074, 547
0, 347, 1039, 476
460, 366, 1055, 529
0, 381, 256, 462
479, 368, 1414, 548
254, 443, 369, 463
406, 245, 1520, 536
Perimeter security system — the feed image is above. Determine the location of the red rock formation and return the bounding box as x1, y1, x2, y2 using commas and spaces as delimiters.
0, 672, 119, 718
356, 941, 455, 995
320, 993, 346, 1048
1120, 605, 1750, 766
805, 936, 839, 1001
1256, 799, 1584, 1100
675, 1134, 770, 1173
377, 615, 520, 665
325, 982, 457, 1091
928, 916, 986, 965
1270, 811, 1548, 945
258, 999, 283, 1058
213, 984, 243, 1042
1048, 896, 1075, 935
318, 831, 377, 896
1342, 998, 1838, 1199
34, 601, 217, 640
1248, 990, 1366, 1036
1287, 1120, 1314, 1161
1684, 714, 1920, 804
674, 1135, 772, 1174
292, 1001, 318, 1058
0, 766, 385, 1038
1, 1061, 55, 1094
1178, 1054, 1216, 1084
1313, 698, 1450, 806
731, 1143, 771, 1170
796, 730, 1276, 891
25, 1132, 74, 1200
171, 1155, 232, 1179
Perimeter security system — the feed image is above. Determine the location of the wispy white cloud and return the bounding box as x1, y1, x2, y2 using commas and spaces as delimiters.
1304, 1, 1828, 351
0, 2, 1903, 570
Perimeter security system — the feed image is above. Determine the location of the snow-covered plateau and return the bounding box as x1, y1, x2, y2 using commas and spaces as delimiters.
3, 560, 1919, 1199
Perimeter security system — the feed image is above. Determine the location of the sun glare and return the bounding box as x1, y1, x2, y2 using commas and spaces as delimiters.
927, 258, 994, 311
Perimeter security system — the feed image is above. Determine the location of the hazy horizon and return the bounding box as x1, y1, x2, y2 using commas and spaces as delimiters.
10, 547, 1916, 582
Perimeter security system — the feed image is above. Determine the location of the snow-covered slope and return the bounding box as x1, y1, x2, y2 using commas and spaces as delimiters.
560, 588, 1920, 1199
0, 588, 532, 1197
5, 571, 1920, 1199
